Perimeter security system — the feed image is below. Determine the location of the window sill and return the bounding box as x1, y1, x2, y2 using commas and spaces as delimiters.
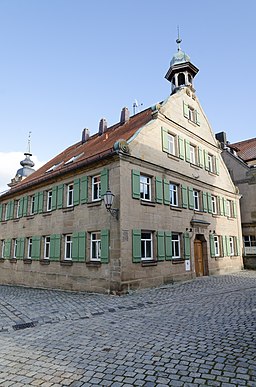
87, 200, 102, 208
62, 206, 74, 213
172, 258, 185, 264
167, 153, 180, 162
60, 260, 73, 266
190, 163, 200, 170
193, 210, 204, 215
212, 214, 220, 218
9, 258, 17, 263
1, 221, 7, 225
170, 206, 182, 212
140, 200, 156, 207
23, 259, 32, 264
13, 219, 20, 223
208, 171, 217, 177
43, 212, 52, 217
40, 259, 50, 265
26, 216, 34, 220
141, 260, 157, 267
86, 261, 101, 267
0, 258, 5, 263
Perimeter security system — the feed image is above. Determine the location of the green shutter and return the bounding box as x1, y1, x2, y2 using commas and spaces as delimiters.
195, 110, 200, 126
4, 239, 11, 259
161, 127, 169, 153
5, 202, 10, 220
202, 192, 208, 212
218, 196, 224, 216
165, 231, 172, 260
181, 185, 188, 208
198, 147, 204, 168
73, 178, 80, 205
209, 234, 215, 257
100, 168, 109, 198
178, 136, 184, 160
50, 234, 61, 261
132, 229, 141, 263
155, 177, 163, 204
16, 238, 25, 259
57, 184, 64, 209
222, 235, 227, 257
32, 236, 41, 260
223, 198, 227, 216
101, 229, 109, 263
183, 101, 189, 118
51, 186, 57, 210
157, 231, 165, 261
132, 170, 140, 199
207, 193, 212, 213
215, 156, 220, 175
188, 186, 194, 209
233, 201, 237, 218
18, 197, 24, 218
23, 196, 28, 217
185, 139, 190, 162
236, 236, 240, 256
34, 193, 39, 214
8, 200, 14, 220
226, 236, 231, 256
163, 179, 170, 205
0, 204, 2, 221
183, 233, 190, 260
72, 231, 86, 262
80, 176, 88, 204
234, 236, 238, 256
38, 192, 44, 213
204, 150, 209, 171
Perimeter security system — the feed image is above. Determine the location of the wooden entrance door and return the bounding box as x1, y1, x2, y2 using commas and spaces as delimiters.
194, 239, 204, 276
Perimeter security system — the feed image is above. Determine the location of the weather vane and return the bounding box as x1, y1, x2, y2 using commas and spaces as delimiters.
27, 131, 32, 154
176, 25, 182, 51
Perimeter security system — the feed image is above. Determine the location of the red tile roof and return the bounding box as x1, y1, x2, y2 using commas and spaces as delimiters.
231, 137, 256, 162
5, 107, 155, 196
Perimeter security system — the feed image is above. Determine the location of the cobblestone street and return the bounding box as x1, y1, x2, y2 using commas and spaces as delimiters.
0, 271, 255, 386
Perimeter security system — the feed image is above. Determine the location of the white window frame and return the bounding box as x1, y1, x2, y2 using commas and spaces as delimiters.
27, 237, 33, 259
167, 134, 176, 155
1, 240, 5, 258
193, 190, 200, 211
208, 154, 214, 173
212, 195, 217, 214
92, 175, 101, 201
47, 190, 52, 212
4, 203, 8, 220
90, 232, 101, 261
189, 145, 196, 164
30, 195, 35, 215
44, 236, 51, 259
172, 233, 181, 259
244, 235, 256, 247
13, 239, 18, 258
229, 236, 235, 256
67, 184, 74, 207
170, 183, 178, 207
16, 199, 20, 218
188, 106, 196, 123
64, 234, 72, 260
226, 200, 231, 217
141, 231, 153, 261
214, 236, 220, 257
140, 175, 151, 201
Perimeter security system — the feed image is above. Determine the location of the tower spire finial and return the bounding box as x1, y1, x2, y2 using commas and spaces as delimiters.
27, 131, 32, 154
176, 25, 182, 51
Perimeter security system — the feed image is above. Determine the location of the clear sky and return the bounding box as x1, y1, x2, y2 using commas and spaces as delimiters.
0, 0, 255, 192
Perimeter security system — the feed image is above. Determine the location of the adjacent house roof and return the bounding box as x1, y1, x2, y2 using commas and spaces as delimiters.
3, 107, 155, 197
231, 137, 256, 162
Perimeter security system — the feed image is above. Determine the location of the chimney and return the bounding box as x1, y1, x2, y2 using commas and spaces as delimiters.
81, 128, 90, 144
98, 118, 107, 135
120, 107, 130, 124
215, 131, 227, 145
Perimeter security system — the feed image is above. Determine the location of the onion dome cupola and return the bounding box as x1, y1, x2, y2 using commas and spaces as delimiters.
165, 35, 199, 94
8, 132, 35, 188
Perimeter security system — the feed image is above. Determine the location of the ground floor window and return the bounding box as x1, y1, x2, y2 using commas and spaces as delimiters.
90, 232, 101, 261
27, 238, 33, 259
64, 235, 72, 260
44, 236, 51, 259
213, 235, 220, 257
172, 233, 181, 258
141, 232, 153, 260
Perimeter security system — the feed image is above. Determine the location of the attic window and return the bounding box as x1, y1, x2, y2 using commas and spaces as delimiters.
64, 152, 84, 165
45, 162, 63, 173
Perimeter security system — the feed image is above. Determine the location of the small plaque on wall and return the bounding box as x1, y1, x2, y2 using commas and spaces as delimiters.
185, 260, 191, 271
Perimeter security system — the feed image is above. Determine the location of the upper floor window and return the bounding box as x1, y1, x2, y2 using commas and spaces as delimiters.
226, 200, 231, 217
167, 134, 176, 155
141, 231, 153, 261
212, 195, 217, 214
140, 175, 151, 201
193, 190, 200, 211
90, 232, 101, 261
189, 145, 196, 165
170, 183, 178, 207
188, 106, 196, 123
208, 154, 214, 173
30, 195, 35, 215
67, 184, 74, 207
172, 233, 181, 259
16, 200, 20, 218
244, 235, 256, 247
47, 190, 52, 211
92, 175, 101, 201
64, 235, 72, 260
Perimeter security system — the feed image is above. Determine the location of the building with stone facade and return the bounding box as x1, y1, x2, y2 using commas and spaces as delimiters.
0, 42, 243, 293
218, 134, 256, 269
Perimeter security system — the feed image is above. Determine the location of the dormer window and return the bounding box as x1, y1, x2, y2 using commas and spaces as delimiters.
46, 162, 63, 173
64, 153, 84, 165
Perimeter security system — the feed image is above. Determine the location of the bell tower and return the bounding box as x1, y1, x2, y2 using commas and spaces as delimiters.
165, 34, 199, 95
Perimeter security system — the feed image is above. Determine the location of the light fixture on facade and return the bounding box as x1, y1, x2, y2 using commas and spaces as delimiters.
103, 190, 119, 220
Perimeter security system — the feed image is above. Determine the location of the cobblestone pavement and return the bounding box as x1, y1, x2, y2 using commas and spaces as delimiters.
0, 271, 255, 386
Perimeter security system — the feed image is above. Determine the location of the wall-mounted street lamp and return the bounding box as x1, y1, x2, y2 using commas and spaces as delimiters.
103, 190, 119, 220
